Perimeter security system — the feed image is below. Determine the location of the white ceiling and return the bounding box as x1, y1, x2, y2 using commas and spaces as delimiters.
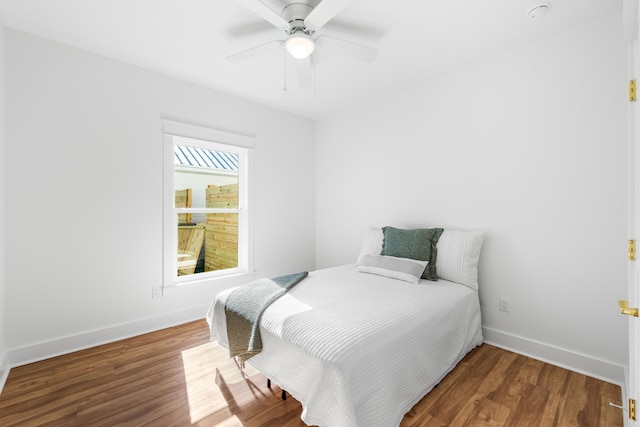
0, 0, 620, 120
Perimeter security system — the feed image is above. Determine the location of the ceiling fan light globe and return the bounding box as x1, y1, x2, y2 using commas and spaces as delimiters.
285, 34, 315, 59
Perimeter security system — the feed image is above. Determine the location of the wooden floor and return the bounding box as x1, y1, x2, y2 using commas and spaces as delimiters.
0, 320, 623, 426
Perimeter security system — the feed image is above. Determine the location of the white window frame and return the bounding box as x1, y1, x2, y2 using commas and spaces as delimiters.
160, 119, 255, 296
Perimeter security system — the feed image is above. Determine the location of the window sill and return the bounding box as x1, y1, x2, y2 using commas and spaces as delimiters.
160, 271, 255, 297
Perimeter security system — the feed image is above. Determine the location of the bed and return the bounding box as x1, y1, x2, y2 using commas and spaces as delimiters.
206, 227, 485, 427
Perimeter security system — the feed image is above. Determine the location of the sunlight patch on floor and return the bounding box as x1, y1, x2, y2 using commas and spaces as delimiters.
215, 415, 244, 427
181, 341, 232, 423
181, 340, 261, 424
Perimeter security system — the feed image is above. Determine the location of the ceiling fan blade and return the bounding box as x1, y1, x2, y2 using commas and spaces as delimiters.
234, 0, 290, 32
322, 19, 386, 41
225, 20, 280, 39
227, 40, 284, 63
316, 35, 378, 62
304, 0, 351, 31
295, 57, 313, 88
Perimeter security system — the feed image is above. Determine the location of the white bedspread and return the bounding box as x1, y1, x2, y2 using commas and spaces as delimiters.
206, 264, 483, 427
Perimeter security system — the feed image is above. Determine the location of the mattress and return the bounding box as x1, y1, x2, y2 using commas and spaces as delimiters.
207, 264, 483, 427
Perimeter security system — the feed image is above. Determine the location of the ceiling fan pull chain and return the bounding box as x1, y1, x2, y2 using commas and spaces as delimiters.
283, 47, 287, 92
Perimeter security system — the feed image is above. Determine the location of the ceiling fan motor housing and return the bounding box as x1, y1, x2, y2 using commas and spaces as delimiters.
281, 3, 314, 35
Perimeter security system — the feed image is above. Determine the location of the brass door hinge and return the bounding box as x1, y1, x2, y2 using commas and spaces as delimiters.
630, 80, 637, 101
618, 300, 639, 317
630, 240, 636, 261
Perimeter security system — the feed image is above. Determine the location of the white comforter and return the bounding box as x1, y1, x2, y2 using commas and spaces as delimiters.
207, 264, 483, 427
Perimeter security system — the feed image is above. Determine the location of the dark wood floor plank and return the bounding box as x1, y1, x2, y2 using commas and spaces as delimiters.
461, 398, 511, 427
556, 371, 590, 427
537, 362, 571, 396
539, 390, 562, 426
0, 320, 624, 427
506, 382, 551, 426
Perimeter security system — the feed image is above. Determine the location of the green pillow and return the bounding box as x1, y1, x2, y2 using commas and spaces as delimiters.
381, 226, 444, 280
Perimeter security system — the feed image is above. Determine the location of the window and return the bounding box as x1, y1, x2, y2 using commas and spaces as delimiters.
161, 120, 254, 295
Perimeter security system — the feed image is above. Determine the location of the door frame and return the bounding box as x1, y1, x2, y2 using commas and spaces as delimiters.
626, 0, 640, 425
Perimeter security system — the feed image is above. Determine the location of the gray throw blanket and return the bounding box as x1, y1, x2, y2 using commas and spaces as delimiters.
225, 271, 308, 362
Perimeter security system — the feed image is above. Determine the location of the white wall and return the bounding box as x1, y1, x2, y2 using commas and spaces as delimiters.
316, 10, 627, 383
0, 18, 7, 387
4, 30, 315, 364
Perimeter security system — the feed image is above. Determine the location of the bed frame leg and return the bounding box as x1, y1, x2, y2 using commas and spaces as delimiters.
267, 378, 286, 400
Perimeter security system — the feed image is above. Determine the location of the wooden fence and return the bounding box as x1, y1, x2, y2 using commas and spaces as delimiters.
175, 188, 192, 224
205, 183, 238, 272
175, 183, 239, 275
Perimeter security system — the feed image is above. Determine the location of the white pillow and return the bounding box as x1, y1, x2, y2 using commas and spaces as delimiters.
356, 227, 383, 264
436, 230, 485, 290
356, 255, 428, 284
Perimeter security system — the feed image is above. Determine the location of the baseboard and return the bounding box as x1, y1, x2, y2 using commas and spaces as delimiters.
4, 304, 210, 376
0, 350, 9, 395
483, 326, 625, 387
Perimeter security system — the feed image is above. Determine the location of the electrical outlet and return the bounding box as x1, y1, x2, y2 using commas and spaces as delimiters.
499, 297, 510, 313
152, 287, 162, 298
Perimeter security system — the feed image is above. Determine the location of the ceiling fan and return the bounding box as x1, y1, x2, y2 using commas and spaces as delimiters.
228, 0, 380, 88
